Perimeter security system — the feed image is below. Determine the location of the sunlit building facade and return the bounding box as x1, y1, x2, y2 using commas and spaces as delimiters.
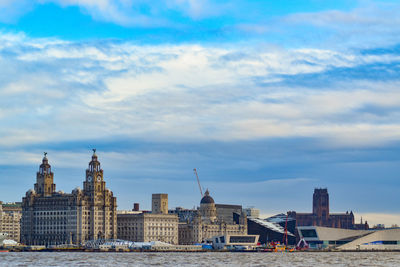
21, 151, 117, 246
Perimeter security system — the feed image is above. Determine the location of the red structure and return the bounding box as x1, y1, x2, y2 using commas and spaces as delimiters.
288, 188, 358, 229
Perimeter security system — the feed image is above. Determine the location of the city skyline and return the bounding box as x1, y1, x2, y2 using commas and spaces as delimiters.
0, 1, 399, 227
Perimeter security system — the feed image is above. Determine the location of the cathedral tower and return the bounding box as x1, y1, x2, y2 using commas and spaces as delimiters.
313, 188, 329, 222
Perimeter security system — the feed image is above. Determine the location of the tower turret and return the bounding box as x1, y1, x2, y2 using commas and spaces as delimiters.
34, 152, 56, 196
84, 149, 105, 194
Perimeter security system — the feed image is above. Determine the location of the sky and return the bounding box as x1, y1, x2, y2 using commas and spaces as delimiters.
0, 0, 399, 226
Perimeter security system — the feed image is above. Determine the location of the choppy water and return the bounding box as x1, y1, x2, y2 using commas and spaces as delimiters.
1, 252, 400, 267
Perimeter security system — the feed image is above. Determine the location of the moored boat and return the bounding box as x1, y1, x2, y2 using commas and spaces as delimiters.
0, 233, 9, 252
0, 233, 8, 246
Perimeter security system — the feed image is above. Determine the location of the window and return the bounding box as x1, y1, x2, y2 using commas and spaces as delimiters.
301, 229, 318, 238
382, 241, 397, 245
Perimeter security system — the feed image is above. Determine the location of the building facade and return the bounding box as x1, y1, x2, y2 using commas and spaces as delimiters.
117, 194, 178, 244
21, 152, 117, 246
152, 194, 168, 215
215, 204, 242, 224
117, 212, 179, 244
297, 226, 400, 251
0, 202, 22, 243
169, 207, 197, 222
288, 188, 355, 229
178, 190, 247, 245
244, 208, 260, 218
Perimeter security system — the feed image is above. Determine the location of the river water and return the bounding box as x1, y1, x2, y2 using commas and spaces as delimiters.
1, 252, 399, 266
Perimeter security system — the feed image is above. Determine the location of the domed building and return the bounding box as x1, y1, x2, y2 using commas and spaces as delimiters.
199, 189, 217, 222
178, 189, 247, 245
21, 151, 117, 246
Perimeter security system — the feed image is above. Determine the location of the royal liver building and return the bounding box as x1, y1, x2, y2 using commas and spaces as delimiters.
21, 151, 117, 246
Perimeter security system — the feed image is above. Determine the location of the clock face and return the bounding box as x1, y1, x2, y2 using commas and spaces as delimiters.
87, 175, 93, 182
97, 175, 101, 182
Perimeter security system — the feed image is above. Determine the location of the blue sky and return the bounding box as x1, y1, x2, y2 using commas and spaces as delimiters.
0, 0, 400, 225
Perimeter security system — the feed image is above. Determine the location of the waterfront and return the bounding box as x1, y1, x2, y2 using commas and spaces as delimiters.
1, 252, 400, 266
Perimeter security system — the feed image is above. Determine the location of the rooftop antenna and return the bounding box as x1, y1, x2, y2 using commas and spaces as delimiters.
193, 168, 203, 197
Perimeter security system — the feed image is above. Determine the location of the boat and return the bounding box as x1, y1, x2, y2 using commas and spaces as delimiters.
0, 233, 9, 251
273, 215, 295, 252
0, 233, 7, 245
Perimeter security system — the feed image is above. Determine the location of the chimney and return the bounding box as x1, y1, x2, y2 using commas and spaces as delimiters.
133, 203, 140, 211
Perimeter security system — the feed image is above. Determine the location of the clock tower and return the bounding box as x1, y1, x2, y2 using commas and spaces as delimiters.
81, 149, 116, 240
34, 152, 55, 197
21, 150, 117, 246
84, 149, 105, 194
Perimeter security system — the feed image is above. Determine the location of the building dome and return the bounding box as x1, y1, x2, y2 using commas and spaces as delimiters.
88, 149, 101, 172
27, 189, 36, 194
200, 189, 214, 204
72, 187, 82, 194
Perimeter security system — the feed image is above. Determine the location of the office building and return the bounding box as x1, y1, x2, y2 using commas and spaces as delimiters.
0, 202, 22, 243
21, 151, 117, 246
117, 194, 179, 244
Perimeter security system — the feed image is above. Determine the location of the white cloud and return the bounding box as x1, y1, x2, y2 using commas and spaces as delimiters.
0, 0, 226, 27
0, 33, 400, 148
356, 213, 400, 228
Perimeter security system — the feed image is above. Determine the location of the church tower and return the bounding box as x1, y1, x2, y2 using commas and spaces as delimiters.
313, 188, 329, 223
34, 153, 55, 197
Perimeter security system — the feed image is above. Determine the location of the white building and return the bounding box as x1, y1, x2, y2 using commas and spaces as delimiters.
298, 226, 400, 250
209, 234, 259, 250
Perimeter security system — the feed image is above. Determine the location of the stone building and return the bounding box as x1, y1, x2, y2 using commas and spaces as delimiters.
0, 202, 22, 242
243, 208, 260, 218
21, 151, 117, 246
152, 194, 168, 215
178, 189, 247, 245
117, 194, 178, 244
169, 207, 197, 222
117, 212, 179, 244
287, 188, 355, 229
215, 204, 242, 224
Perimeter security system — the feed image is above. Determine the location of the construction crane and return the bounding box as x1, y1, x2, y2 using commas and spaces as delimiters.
193, 168, 203, 197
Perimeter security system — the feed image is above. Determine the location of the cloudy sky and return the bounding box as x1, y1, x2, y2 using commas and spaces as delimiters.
0, 0, 399, 226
